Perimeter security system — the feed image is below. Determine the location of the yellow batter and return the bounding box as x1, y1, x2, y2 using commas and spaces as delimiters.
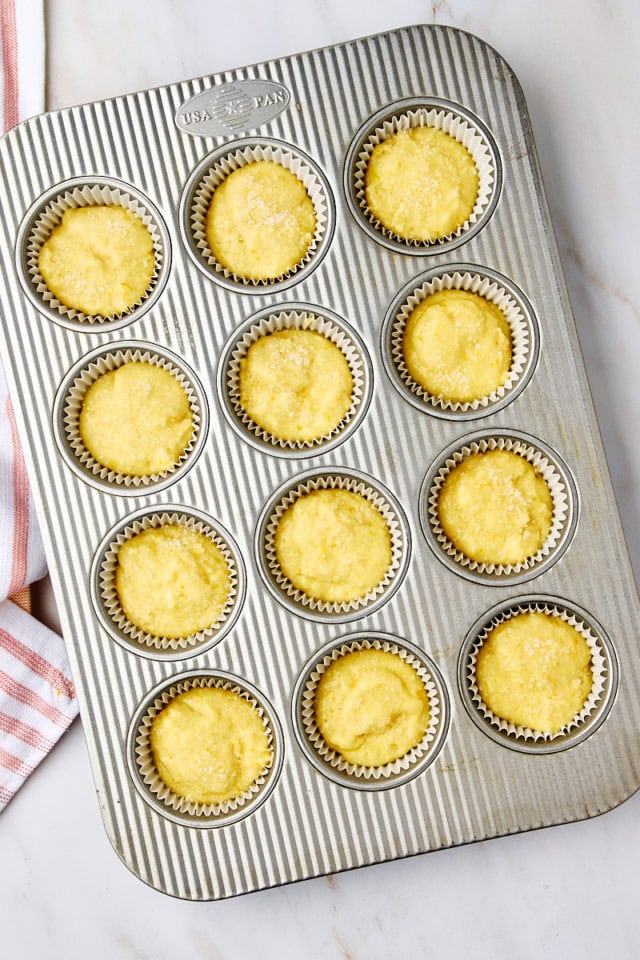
437, 449, 553, 566
38, 205, 155, 316
206, 160, 316, 280
274, 488, 392, 604
150, 686, 271, 805
116, 525, 231, 638
476, 612, 593, 733
403, 289, 512, 402
365, 126, 479, 241
239, 329, 353, 441
79, 362, 193, 476
315, 648, 430, 766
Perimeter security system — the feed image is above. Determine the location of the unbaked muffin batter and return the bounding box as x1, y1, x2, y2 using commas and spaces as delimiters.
239, 329, 353, 441
403, 289, 512, 402
206, 160, 316, 280
315, 648, 430, 766
274, 488, 392, 604
116, 525, 231, 638
437, 449, 553, 566
79, 361, 193, 476
150, 686, 271, 805
476, 612, 593, 733
38, 205, 155, 316
365, 126, 479, 241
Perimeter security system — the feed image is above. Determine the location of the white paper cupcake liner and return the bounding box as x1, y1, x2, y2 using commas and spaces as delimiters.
389, 270, 532, 413
263, 473, 406, 616
25, 180, 166, 325
464, 600, 609, 744
225, 309, 367, 451
61, 346, 202, 488
300, 637, 442, 780
98, 511, 240, 652
188, 141, 329, 286
353, 105, 496, 248
427, 435, 571, 578
134, 675, 275, 818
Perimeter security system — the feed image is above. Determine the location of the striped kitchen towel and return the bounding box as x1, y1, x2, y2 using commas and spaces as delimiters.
0, 0, 78, 812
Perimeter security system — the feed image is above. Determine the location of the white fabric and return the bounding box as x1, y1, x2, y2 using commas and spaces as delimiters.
0, 0, 77, 813
14, 0, 44, 119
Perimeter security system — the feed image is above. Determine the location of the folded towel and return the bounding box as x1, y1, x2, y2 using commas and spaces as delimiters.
0, 0, 78, 813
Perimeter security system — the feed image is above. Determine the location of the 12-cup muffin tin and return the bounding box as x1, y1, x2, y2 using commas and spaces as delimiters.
0, 23, 639, 900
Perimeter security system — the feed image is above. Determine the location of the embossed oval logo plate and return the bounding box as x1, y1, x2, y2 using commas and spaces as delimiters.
176, 79, 290, 138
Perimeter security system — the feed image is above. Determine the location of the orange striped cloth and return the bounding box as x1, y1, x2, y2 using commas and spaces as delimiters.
0, 0, 77, 812
10, 588, 30, 612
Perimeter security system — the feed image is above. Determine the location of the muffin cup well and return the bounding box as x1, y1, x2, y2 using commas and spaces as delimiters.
420, 430, 578, 585
458, 596, 618, 753
18, 176, 170, 330
255, 468, 411, 623
91, 507, 245, 659
293, 633, 449, 789
218, 303, 372, 458
53, 341, 208, 495
128, 671, 283, 826
382, 265, 539, 419
344, 98, 501, 255
180, 138, 335, 293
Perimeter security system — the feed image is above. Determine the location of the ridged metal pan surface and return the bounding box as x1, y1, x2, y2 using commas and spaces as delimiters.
0, 24, 639, 901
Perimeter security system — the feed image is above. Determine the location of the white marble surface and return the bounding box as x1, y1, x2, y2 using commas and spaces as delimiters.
3, 0, 640, 956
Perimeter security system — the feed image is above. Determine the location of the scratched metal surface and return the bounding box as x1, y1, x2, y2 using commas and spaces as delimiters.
0, 24, 639, 900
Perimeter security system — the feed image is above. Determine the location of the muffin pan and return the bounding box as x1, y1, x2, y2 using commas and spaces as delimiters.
0, 24, 639, 900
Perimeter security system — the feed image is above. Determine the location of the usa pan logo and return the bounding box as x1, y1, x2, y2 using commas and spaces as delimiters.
176, 80, 290, 138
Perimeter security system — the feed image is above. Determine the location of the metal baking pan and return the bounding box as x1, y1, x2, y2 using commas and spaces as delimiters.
1, 23, 639, 900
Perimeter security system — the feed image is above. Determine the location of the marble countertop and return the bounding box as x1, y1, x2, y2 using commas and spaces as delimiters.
3, 1, 640, 957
